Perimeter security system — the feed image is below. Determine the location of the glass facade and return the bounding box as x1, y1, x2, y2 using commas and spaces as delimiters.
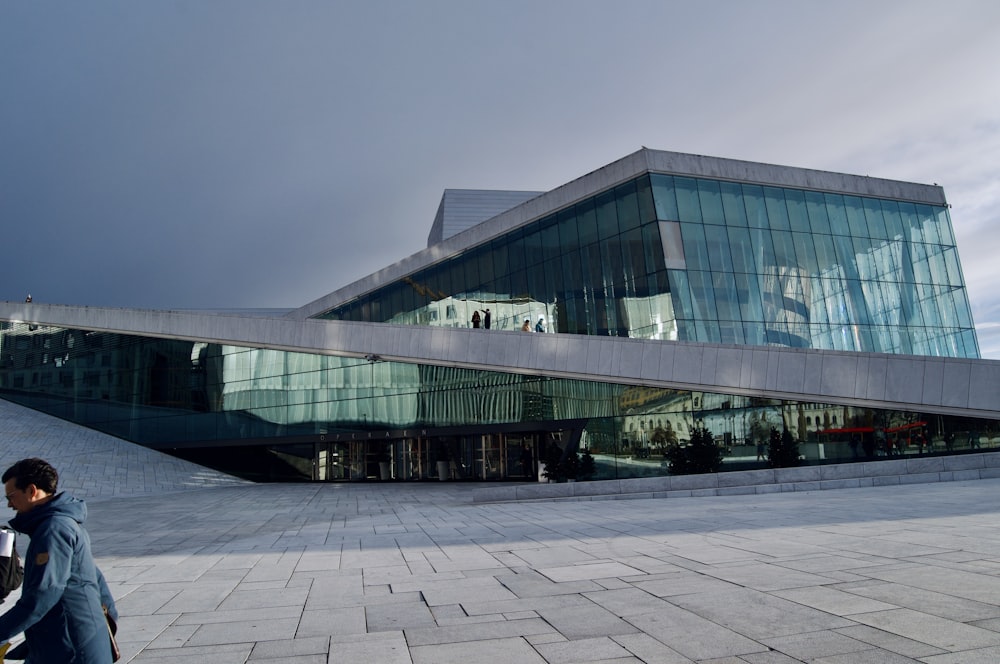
1, 321, 995, 482
319, 174, 978, 358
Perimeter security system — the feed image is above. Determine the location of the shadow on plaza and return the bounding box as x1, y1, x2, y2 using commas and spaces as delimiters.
82, 474, 1000, 561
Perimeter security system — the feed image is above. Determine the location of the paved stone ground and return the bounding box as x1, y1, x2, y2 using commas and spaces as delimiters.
0, 398, 249, 498
4, 401, 1000, 663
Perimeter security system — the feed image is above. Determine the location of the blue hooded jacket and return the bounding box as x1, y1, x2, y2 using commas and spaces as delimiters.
0, 493, 113, 664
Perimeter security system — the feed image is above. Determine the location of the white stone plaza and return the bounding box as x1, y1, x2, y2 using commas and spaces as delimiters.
4, 398, 1000, 663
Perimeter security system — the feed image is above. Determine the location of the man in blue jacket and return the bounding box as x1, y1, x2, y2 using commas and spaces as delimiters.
0, 458, 117, 663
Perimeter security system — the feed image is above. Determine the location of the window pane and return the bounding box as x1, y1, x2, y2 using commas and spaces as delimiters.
943, 247, 962, 286
697, 179, 725, 225
596, 190, 620, 239
507, 233, 526, 273
576, 199, 599, 246
463, 249, 481, 290
491, 238, 509, 277
561, 250, 582, 296
750, 227, 776, 274
477, 244, 494, 286
602, 236, 625, 286
667, 270, 693, 321
616, 180, 641, 231
704, 225, 733, 272
651, 174, 679, 221
557, 207, 579, 253
825, 193, 850, 236
680, 222, 710, 271
659, 221, 686, 270
675, 177, 702, 223
712, 271, 741, 321
763, 187, 791, 231
812, 234, 838, 275
542, 257, 562, 301
771, 230, 797, 269
728, 227, 755, 273
541, 218, 560, 255
833, 235, 858, 273
880, 200, 905, 240
801, 191, 827, 234
523, 229, 543, 266
785, 189, 810, 232
742, 184, 768, 228
844, 196, 868, 237
936, 206, 955, 245
621, 227, 646, 283
720, 181, 748, 226
792, 231, 819, 275
636, 175, 657, 223
582, 243, 603, 292
916, 204, 941, 244
735, 272, 764, 321
863, 198, 888, 240
687, 271, 720, 340
642, 222, 665, 274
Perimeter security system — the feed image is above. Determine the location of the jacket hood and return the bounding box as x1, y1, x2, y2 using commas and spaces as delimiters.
8, 492, 87, 536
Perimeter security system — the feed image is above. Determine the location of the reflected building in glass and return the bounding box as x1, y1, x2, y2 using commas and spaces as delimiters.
0, 149, 995, 483
315, 161, 976, 358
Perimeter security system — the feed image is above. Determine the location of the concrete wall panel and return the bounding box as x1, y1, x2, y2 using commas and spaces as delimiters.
749, 349, 769, 390
969, 363, 1000, 412
802, 352, 825, 396
657, 342, 676, 380
714, 347, 743, 387
820, 354, 859, 399
922, 358, 945, 406
699, 345, 719, 385
863, 356, 888, 401
4, 302, 1000, 420
673, 344, 704, 386
775, 351, 807, 397
618, 339, 644, 380
941, 360, 973, 408
639, 341, 661, 380
883, 357, 925, 403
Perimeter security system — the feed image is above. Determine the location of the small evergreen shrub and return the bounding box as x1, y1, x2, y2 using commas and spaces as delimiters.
665, 426, 726, 474
767, 427, 800, 468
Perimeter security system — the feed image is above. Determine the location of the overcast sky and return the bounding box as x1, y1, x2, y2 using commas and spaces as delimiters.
2, 1, 999, 356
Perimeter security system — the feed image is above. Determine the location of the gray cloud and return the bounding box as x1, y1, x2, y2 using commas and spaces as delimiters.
2, 0, 998, 355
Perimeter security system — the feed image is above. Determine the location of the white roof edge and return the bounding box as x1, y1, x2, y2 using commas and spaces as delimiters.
288, 148, 947, 320
1, 301, 994, 420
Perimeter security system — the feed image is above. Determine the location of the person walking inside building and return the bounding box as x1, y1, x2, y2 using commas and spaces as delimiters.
535, 317, 545, 333
521, 319, 531, 332
0, 458, 118, 663
471, 310, 481, 328
483, 308, 491, 329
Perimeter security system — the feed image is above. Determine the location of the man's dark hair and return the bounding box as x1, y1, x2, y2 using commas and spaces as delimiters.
2, 457, 59, 493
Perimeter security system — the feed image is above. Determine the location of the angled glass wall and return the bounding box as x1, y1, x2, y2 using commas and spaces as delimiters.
1, 321, 995, 482
317, 174, 978, 358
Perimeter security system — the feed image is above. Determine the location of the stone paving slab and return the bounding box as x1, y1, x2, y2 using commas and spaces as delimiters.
6, 400, 1000, 662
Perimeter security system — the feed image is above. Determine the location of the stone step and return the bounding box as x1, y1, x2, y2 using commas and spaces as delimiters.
472, 451, 1000, 503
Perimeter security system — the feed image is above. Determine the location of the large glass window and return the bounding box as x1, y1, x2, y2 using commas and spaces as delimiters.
315, 174, 976, 358
697, 179, 725, 225
675, 177, 702, 223
651, 174, 678, 221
